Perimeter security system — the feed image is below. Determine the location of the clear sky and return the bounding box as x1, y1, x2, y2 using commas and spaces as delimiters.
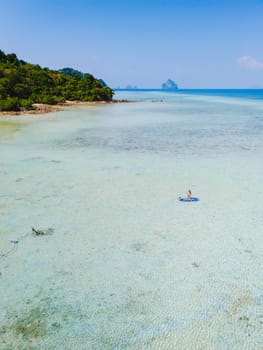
1, 0, 263, 88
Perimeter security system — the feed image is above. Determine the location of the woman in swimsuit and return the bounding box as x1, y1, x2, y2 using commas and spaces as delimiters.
187, 189, 192, 198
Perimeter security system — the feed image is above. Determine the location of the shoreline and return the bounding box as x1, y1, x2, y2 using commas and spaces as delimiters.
0, 99, 135, 117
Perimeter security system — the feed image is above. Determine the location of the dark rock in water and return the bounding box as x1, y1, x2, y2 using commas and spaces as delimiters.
192, 262, 200, 268
32, 227, 54, 236
161, 79, 178, 90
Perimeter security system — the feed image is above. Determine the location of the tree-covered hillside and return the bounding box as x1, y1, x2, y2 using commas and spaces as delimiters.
0, 50, 113, 111
59, 67, 108, 87
58, 67, 86, 78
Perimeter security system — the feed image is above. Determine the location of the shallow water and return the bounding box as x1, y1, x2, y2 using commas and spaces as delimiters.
0, 120, 22, 138
0, 91, 262, 349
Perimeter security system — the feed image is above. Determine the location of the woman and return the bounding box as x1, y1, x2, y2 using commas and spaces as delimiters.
187, 189, 192, 198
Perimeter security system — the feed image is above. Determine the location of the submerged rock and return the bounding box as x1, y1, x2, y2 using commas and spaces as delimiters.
32, 227, 54, 236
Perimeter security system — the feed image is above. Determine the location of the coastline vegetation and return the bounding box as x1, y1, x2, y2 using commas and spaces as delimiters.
0, 50, 113, 112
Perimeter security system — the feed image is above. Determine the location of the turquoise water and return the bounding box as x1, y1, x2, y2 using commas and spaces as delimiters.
0, 90, 262, 349
116, 88, 263, 100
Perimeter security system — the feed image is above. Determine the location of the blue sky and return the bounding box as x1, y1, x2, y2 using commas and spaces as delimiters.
1, 0, 263, 88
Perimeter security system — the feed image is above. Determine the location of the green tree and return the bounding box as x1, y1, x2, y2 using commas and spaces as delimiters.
0, 49, 114, 111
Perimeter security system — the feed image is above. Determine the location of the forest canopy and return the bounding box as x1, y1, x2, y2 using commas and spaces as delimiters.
0, 50, 113, 111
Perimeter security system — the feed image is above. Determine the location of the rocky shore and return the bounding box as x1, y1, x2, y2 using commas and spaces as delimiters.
0, 99, 135, 117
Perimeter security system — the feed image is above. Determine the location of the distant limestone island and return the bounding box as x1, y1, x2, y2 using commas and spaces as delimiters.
161, 79, 178, 90
0, 49, 114, 113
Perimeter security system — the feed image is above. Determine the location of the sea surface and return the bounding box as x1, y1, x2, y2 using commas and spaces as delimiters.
0, 90, 262, 349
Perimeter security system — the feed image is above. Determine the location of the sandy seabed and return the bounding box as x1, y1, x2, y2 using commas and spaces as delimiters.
0, 92, 262, 349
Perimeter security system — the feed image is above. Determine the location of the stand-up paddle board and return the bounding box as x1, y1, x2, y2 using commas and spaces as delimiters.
178, 197, 199, 202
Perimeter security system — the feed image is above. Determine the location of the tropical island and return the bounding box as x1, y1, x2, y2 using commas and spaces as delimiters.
0, 49, 114, 113
161, 79, 178, 90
